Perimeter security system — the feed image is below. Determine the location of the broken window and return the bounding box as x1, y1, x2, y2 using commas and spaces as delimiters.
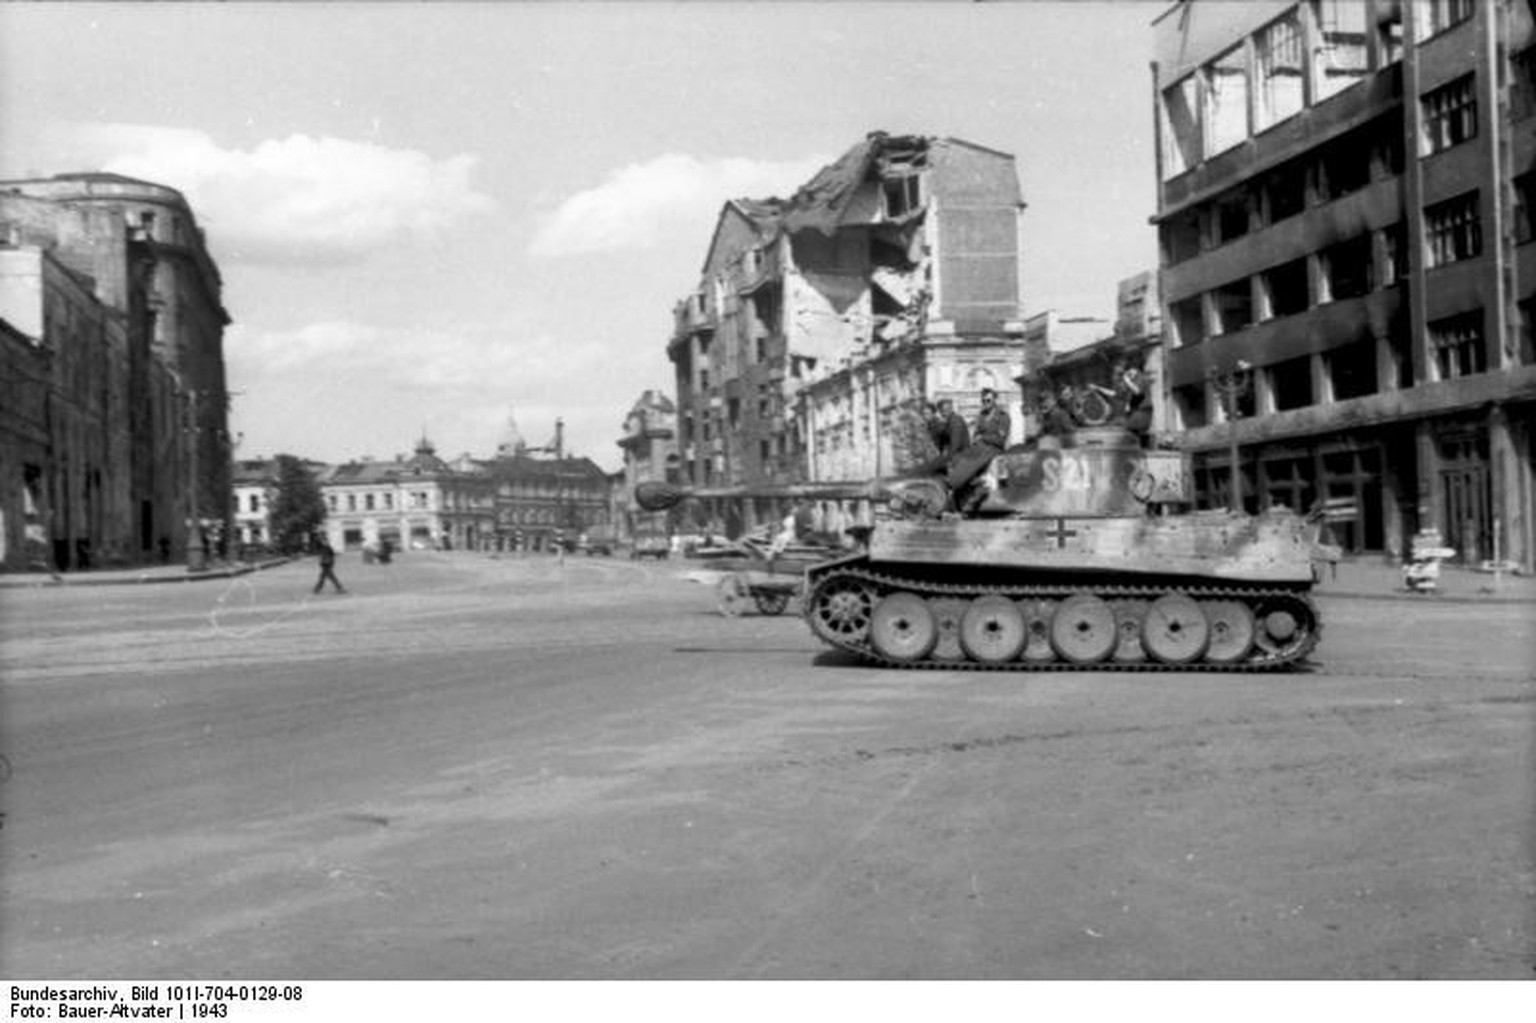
1321, 234, 1373, 301
1173, 384, 1208, 430
1211, 279, 1254, 335
1263, 160, 1308, 223
1429, 310, 1486, 379
1161, 207, 1202, 264
1170, 295, 1206, 348
1378, 2, 1404, 65
1380, 222, 1409, 282
1261, 257, 1311, 319
1269, 355, 1314, 411
1318, 134, 1371, 201
1421, 74, 1477, 155
1329, 340, 1379, 399
1204, 45, 1249, 155
1161, 74, 1201, 179
1212, 190, 1251, 245
1314, 0, 1369, 102
1256, 10, 1305, 131
882, 176, 922, 219
1425, 192, 1481, 268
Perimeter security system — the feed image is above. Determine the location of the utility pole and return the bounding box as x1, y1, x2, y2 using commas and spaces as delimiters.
1207, 363, 1252, 513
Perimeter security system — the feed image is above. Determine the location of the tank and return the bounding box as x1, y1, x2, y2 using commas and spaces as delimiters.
635, 427, 1330, 671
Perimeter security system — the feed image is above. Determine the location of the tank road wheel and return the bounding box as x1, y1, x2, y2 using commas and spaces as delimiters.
807, 574, 876, 646
1141, 593, 1210, 665
1201, 600, 1255, 664
1050, 594, 1117, 664
1111, 599, 1150, 662
716, 574, 748, 617
754, 589, 791, 616
1019, 599, 1057, 663
959, 595, 1027, 663
869, 592, 938, 663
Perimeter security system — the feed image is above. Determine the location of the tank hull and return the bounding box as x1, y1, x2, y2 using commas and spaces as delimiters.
803, 507, 1323, 671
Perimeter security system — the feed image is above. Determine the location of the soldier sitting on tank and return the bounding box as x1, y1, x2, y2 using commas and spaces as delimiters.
1112, 357, 1152, 444
1040, 385, 1080, 442
946, 387, 1012, 515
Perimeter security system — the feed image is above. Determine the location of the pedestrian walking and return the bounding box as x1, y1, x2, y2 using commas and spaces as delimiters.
313, 538, 346, 594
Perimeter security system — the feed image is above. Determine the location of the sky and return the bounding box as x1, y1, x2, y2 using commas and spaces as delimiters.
0, 1, 1163, 473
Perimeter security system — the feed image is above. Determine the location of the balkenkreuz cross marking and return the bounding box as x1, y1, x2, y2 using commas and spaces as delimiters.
1043, 518, 1078, 549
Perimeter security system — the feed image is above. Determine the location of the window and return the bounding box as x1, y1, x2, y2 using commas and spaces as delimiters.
1514, 172, 1535, 245
1314, 0, 1369, 102
1378, 3, 1404, 65
347, 494, 356, 512
248, 494, 260, 513
1421, 75, 1477, 155
1319, 135, 1371, 200
1173, 384, 1208, 430
1513, 47, 1536, 121
1161, 208, 1202, 264
365, 494, 375, 511
1269, 355, 1313, 411
1170, 295, 1205, 347
1380, 223, 1409, 283
1430, 312, 1485, 379
882, 176, 921, 217
1425, 192, 1481, 268
327, 495, 337, 512
1414, 0, 1473, 41
1329, 341, 1379, 399
1213, 191, 1251, 244
1519, 298, 1536, 366
1261, 258, 1310, 318
1161, 75, 1201, 179
1263, 161, 1308, 223
1205, 46, 1249, 155
1256, 10, 1305, 130
384, 492, 393, 510
1321, 235, 1373, 302
1212, 279, 1253, 335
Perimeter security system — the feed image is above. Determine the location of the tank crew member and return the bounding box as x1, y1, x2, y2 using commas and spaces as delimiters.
936, 398, 970, 458
1115, 358, 1152, 441
945, 387, 1012, 512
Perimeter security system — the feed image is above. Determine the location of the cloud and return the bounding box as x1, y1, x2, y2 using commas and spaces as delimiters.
528, 152, 829, 258
42, 123, 495, 265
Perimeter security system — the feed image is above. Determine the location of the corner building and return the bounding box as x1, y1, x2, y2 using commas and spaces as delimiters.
1153, 0, 1536, 570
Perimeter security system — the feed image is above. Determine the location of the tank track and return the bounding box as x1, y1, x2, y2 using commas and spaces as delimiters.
803, 565, 1320, 672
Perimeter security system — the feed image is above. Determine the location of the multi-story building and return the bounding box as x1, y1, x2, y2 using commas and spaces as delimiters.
616, 388, 680, 540
0, 172, 230, 568
319, 437, 496, 553
1152, 0, 1536, 569
485, 451, 614, 552
667, 132, 1028, 539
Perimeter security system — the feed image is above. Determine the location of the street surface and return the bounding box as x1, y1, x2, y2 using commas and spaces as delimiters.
1, 551, 1532, 979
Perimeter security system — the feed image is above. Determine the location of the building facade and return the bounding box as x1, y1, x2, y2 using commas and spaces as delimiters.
485, 452, 615, 552
319, 438, 496, 553
1153, 0, 1536, 569
616, 388, 680, 541
0, 172, 229, 569
667, 132, 1028, 539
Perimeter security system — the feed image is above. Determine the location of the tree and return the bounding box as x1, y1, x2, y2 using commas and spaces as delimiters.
269, 454, 326, 553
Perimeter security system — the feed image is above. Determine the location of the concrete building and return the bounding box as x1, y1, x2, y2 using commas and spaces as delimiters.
1152, 0, 1536, 569
0, 172, 230, 569
616, 389, 680, 541
485, 453, 614, 553
667, 132, 1028, 539
319, 437, 496, 554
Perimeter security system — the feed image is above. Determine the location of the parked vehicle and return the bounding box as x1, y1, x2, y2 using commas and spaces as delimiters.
630, 531, 670, 560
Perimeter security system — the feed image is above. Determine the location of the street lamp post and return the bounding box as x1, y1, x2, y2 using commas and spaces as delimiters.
1206, 362, 1252, 513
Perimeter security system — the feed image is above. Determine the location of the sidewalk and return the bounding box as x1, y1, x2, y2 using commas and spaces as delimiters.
0, 556, 298, 588
1314, 557, 1536, 604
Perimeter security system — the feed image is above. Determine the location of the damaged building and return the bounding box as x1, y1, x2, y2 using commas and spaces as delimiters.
1153, 0, 1536, 570
667, 132, 1027, 538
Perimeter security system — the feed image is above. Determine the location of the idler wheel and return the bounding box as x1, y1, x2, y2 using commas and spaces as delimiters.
869, 592, 938, 662
959, 595, 1027, 663
1201, 600, 1256, 664
1049, 594, 1117, 664
1142, 593, 1210, 664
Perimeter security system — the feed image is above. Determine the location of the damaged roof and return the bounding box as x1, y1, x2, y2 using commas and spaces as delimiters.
781, 131, 930, 238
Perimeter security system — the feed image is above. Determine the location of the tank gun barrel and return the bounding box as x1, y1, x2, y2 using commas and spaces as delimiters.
633, 479, 910, 513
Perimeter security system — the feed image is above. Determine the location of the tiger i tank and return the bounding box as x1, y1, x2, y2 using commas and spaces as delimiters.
798, 426, 1326, 670
634, 425, 1328, 671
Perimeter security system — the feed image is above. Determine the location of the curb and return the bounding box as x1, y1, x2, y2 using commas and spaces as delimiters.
0, 557, 298, 588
